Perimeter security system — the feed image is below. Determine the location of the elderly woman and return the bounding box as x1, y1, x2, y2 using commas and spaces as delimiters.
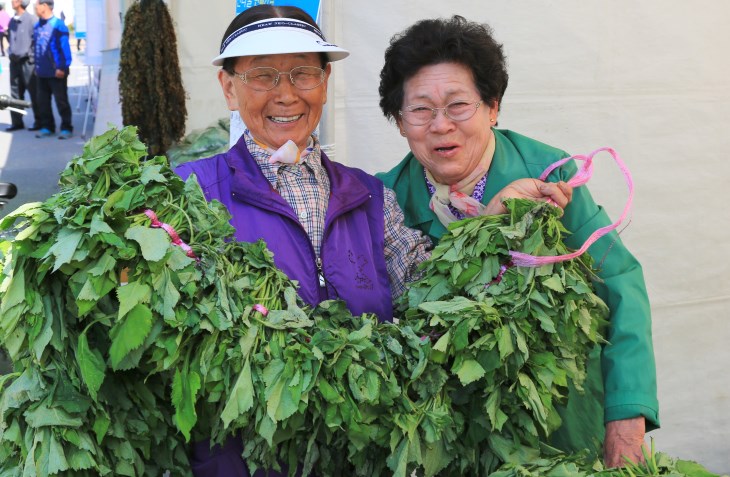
376, 16, 659, 468
174, 5, 435, 475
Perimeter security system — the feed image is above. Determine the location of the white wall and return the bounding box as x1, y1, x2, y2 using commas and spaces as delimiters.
168, 1, 232, 134
176, 1, 730, 473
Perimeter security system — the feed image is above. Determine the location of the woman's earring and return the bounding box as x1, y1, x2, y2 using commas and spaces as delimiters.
399, 128, 407, 137
490, 118, 496, 123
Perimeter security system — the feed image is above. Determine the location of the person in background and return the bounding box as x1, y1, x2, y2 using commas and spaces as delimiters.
33, 0, 72, 139
6, 0, 40, 132
376, 15, 659, 468
0, 5, 10, 57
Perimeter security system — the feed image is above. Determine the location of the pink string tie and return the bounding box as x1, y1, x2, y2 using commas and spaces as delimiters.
485, 262, 512, 288
252, 304, 269, 316
144, 209, 198, 260
508, 147, 633, 267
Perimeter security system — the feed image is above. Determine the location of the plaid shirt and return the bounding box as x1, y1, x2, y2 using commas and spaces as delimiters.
245, 131, 431, 299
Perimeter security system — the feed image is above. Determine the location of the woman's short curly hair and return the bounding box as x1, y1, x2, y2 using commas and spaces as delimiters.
379, 15, 509, 122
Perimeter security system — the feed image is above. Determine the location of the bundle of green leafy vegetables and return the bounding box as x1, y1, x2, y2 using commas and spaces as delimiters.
0, 127, 722, 477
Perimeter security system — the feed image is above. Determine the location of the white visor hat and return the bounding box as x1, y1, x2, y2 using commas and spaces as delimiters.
212, 18, 350, 66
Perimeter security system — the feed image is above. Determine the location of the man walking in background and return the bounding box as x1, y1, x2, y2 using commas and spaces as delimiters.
6, 0, 40, 132
33, 0, 73, 139
0, 5, 10, 57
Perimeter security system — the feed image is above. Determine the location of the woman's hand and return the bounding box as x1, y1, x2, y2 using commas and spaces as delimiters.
603, 416, 647, 468
484, 179, 573, 215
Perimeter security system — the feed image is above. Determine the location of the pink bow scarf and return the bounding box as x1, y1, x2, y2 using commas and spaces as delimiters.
427, 129, 496, 227
250, 133, 315, 165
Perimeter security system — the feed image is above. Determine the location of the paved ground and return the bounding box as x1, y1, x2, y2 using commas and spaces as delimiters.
0, 49, 95, 218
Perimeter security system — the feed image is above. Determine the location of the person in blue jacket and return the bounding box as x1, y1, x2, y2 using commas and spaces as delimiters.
33, 0, 72, 139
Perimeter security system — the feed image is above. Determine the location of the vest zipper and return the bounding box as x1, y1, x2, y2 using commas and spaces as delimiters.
316, 256, 326, 288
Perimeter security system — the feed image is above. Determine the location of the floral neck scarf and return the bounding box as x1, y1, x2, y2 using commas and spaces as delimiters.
425, 129, 496, 226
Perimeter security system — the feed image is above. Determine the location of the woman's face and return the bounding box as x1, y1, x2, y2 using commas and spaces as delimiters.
399, 62, 497, 185
219, 53, 331, 151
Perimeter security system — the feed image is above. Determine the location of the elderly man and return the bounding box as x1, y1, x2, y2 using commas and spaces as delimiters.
6, 0, 40, 131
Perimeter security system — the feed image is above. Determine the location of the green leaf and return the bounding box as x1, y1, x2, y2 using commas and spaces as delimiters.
419, 296, 476, 315
432, 330, 451, 353
124, 225, 170, 262
317, 378, 344, 404
76, 332, 107, 401
542, 275, 565, 293
89, 213, 115, 236
109, 303, 153, 369
485, 390, 509, 431
239, 325, 259, 359
66, 447, 97, 471
116, 281, 152, 319
49, 228, 84, 271
386, 438, 409, 477
455, 359, 486, 386
171, 368, 201, 442
675, 458, 722, 477
266, 374, 298, 422
0, 367, 45, 417
48, 432, 70, 474
258, 415, 276, 447
0, 266, 25, 314
23, 403, 83, 427
522, 228, 545, 254
497, 325, 515, 360
422, 439, 452, 477
93, 413, 110, 445
221, 359, 254, 428
140, 164, 167, 184
31, 313, 54, 361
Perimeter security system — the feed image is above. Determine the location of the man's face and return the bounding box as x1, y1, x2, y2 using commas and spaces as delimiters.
11, 0, 21, 11
35, 3, 50, 17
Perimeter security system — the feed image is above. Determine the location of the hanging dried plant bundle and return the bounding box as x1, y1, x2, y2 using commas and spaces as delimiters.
119, 0, 188, 156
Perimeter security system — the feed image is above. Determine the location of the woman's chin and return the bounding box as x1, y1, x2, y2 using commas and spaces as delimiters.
430, 168, 469, 186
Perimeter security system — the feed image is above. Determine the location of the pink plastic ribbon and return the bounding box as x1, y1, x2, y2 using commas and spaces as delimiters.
144, 209, 197, 259
508, 147, 633, 267
485, 263, 511, 288
252, 304, 269, 316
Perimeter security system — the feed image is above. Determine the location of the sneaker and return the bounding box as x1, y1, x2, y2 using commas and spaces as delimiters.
58, 130, 73, 140
35, 128, 54, 138
28, 126, 41, 131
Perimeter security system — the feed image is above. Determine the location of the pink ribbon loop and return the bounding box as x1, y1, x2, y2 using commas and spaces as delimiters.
144, 209, 198, 259
508, 147, 633, 267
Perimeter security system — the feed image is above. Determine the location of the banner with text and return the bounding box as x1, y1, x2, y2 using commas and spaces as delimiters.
235, 0, 321, 22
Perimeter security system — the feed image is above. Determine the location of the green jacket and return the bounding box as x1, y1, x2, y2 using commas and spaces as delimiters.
377, 129, 659, 453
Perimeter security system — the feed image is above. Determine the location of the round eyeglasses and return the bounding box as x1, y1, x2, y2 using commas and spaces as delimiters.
399, 100, 483, 126
234, 66, 326, 92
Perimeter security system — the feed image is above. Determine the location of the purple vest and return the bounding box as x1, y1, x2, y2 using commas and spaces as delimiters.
175, 139, 393, 475
176, 138, 393, 320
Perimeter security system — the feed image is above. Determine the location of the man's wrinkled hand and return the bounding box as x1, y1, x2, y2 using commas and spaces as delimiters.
603, 416, 646, 468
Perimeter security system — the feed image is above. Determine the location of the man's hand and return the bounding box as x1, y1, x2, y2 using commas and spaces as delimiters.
484, 179, 573, 215
603, 416, 647, 468
55, 69, 66, 79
